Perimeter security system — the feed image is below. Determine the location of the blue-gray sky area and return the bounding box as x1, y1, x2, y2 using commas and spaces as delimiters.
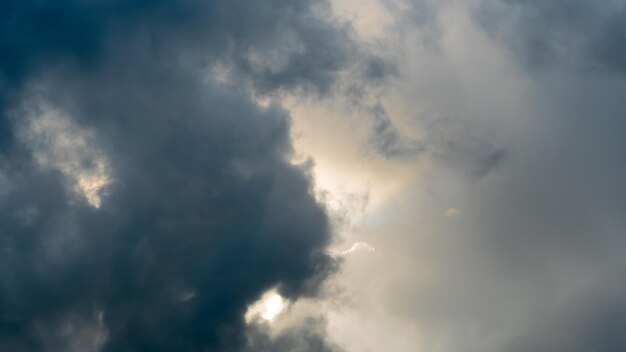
1, 1, 626, 351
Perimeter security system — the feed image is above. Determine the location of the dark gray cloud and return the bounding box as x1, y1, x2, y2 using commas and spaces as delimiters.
477, 0, 626, 73
0, 0, 357, 351
244, 318, 342, 352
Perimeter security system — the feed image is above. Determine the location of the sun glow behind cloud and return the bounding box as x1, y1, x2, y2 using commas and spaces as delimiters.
285, 96, 422, 227
262, 294, 285, 321
245, 289, 286, 323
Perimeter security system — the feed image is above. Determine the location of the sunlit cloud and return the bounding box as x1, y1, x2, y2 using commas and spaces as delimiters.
20, 106, 111, 208
245, 289, 286, 323
341, 241, 378, 256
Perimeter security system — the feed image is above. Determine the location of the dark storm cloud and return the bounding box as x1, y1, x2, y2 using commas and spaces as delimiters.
0, 0, 357, 351
0, 0, 358, 112
244, 318, 342, 352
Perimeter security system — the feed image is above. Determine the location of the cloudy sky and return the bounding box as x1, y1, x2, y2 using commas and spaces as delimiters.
1, 0, 626, 351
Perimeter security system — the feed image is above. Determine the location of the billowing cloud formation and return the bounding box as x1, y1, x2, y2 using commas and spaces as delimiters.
4, 0, 626, 351
0, 0, 361, 351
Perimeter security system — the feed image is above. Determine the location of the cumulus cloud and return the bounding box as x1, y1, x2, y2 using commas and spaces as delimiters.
0, 0, 370, 350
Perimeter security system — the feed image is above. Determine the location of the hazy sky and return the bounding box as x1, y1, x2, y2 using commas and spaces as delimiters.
1, 1, 626, 351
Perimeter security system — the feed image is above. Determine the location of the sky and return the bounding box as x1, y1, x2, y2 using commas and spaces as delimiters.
1, 0, 626, 351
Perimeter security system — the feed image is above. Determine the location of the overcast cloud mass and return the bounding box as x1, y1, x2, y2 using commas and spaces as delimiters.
1, 0, 626, 351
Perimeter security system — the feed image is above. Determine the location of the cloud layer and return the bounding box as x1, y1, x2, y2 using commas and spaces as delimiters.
312, 1, 626, 351
3, 0, 626, 351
